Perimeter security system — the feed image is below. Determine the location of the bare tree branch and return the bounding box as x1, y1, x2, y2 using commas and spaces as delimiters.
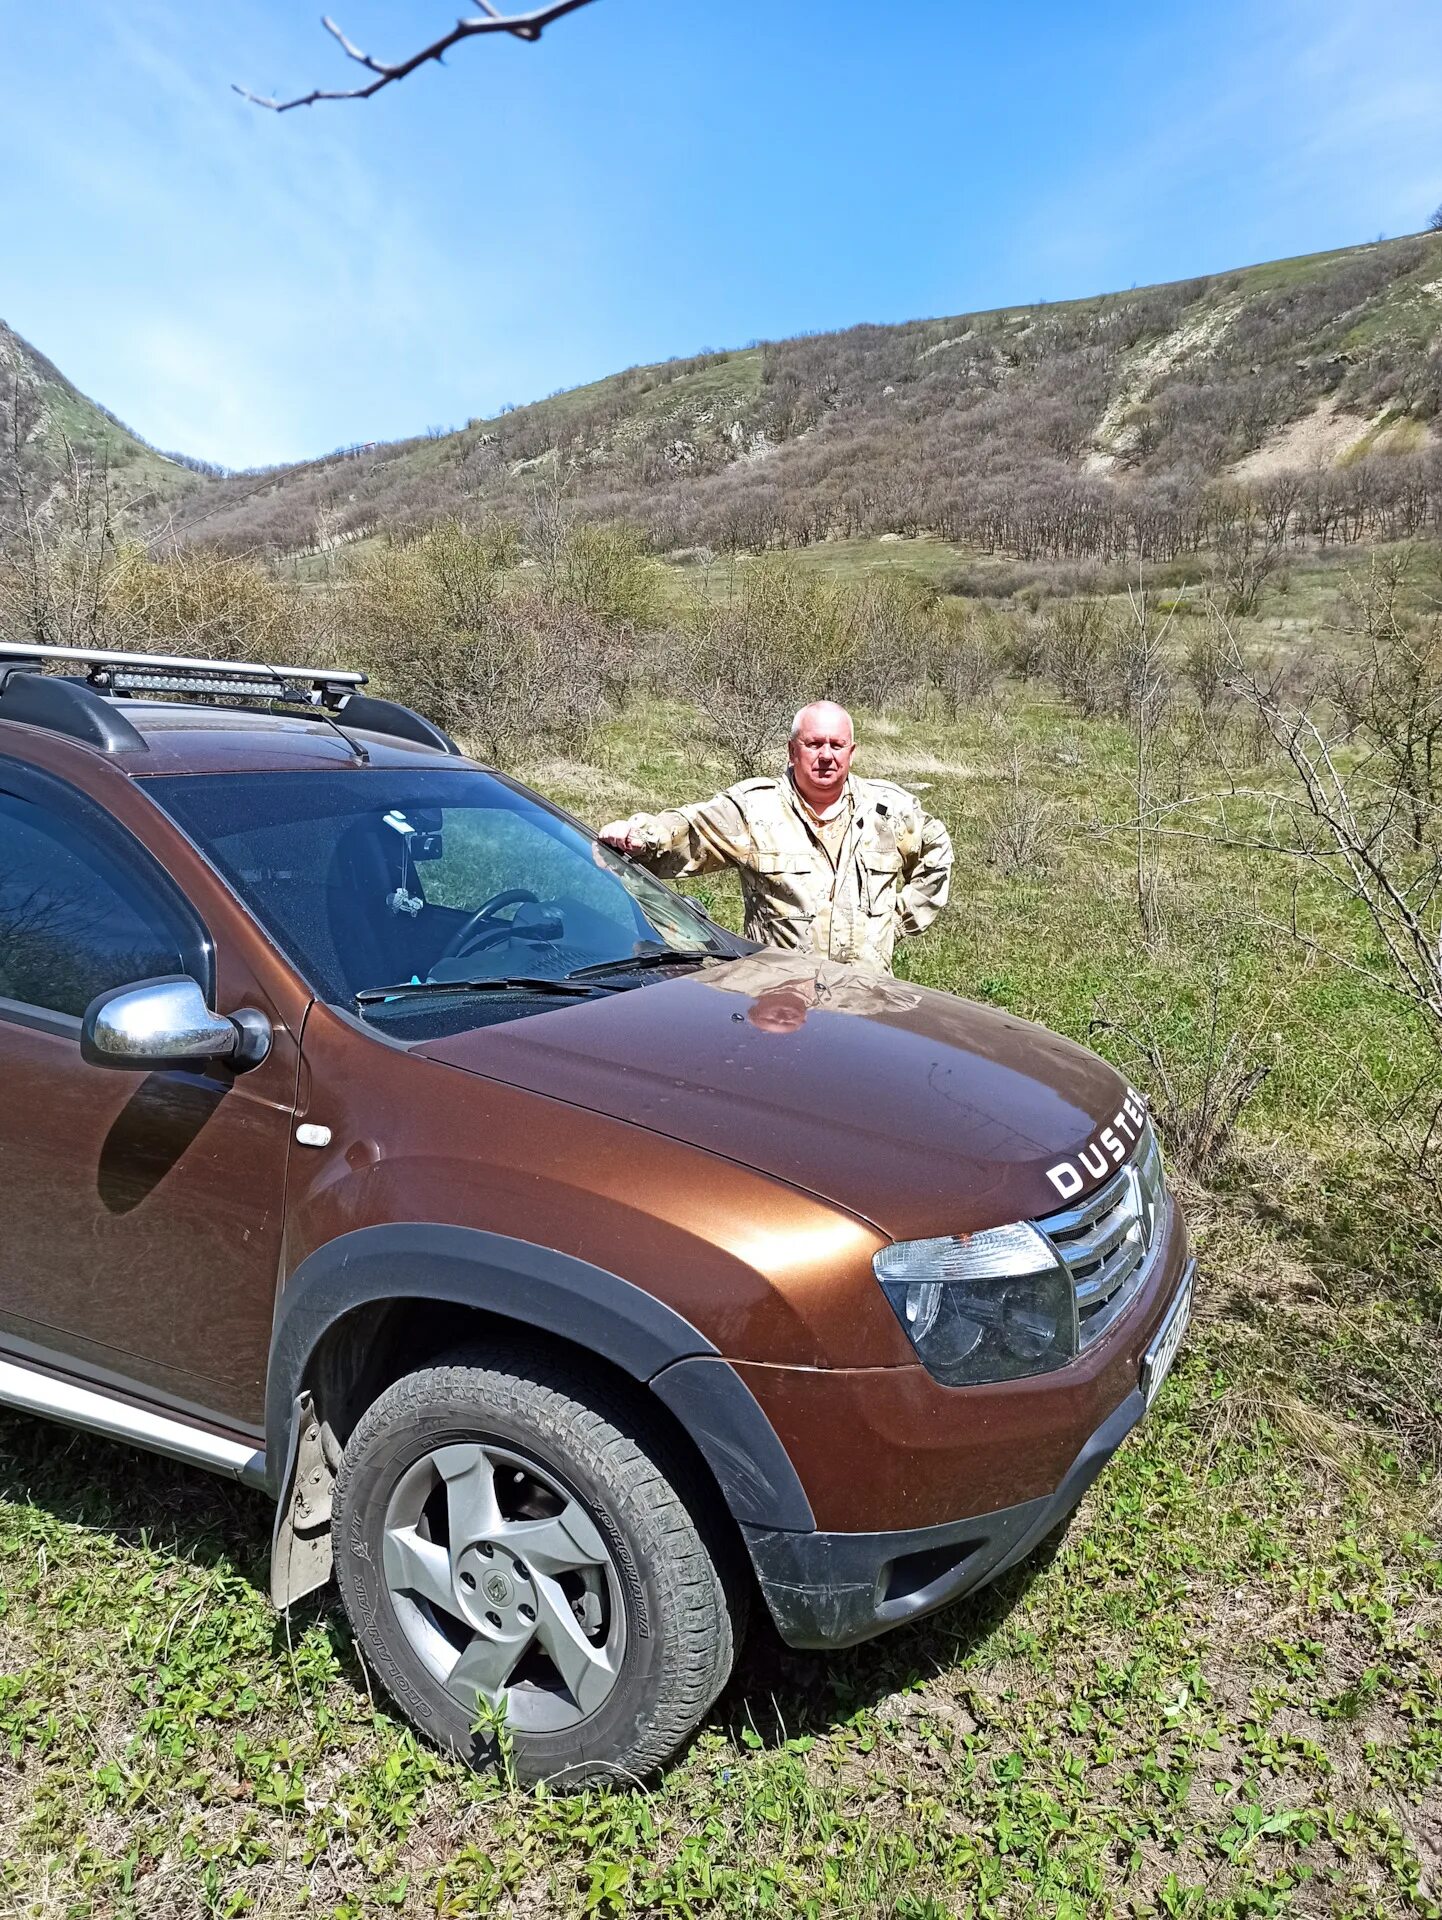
235, 0, 599, 111
1206, 600, 1442, 1040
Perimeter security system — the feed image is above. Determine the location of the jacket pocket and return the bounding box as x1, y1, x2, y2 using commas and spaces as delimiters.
754, 850, 814, 874
862, 851, 902, 913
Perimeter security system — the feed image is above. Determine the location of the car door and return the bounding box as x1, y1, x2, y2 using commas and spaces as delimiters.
0, 762, 298, 1428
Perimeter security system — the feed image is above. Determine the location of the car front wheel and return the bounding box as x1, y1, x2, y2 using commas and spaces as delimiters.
332, 1348, 741, 1783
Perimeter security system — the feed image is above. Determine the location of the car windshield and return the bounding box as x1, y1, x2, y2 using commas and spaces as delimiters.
150, 768, 727, 1026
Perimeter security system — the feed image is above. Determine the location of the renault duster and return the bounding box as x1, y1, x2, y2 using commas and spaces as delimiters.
0, 639, 1194, 1782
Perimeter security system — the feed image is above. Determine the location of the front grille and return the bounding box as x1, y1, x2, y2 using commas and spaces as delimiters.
1039, 1123, 1167, 1348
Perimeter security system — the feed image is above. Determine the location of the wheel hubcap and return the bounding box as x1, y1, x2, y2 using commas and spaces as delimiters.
381, 1440, 626, 1733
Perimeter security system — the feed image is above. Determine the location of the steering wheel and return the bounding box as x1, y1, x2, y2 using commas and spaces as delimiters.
437, 888, 543, 964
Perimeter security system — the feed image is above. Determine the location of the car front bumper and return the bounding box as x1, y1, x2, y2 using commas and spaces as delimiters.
743, 1256, 1195, 1650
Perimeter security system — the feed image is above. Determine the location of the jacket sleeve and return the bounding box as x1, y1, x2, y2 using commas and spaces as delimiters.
897, 809, 953, 937
612, 792, 753, 880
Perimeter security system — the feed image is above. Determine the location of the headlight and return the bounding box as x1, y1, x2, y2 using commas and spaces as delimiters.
873, 1223, 1077, 1386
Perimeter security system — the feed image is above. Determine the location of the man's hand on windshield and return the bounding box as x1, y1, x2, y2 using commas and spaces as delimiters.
598, 819, 643, 854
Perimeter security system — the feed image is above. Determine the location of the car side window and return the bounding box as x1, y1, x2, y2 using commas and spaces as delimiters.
0, 790, 205, 1020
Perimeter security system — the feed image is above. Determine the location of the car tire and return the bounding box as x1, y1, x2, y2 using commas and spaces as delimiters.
332, 1347, 743, 1784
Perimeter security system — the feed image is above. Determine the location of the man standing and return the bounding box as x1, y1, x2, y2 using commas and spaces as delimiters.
598, 701, 952, 975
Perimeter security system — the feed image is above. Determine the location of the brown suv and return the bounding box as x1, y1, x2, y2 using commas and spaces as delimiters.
0, 640, 1193, 1783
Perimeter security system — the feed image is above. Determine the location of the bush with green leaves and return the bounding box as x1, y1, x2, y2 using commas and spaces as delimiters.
348, 523, 606, 767
552, 521, 660, 634
680, 562, 838, 775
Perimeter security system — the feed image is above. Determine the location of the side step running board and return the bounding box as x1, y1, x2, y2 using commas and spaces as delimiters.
0, 1356, 267, 1487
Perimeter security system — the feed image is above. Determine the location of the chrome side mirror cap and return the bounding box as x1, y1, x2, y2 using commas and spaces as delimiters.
80, 976, 271, 1074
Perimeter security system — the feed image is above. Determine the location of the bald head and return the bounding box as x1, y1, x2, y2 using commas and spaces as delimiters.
790, 700, 854, 745
745, 984, 814, 1034
788, 700, 857, 811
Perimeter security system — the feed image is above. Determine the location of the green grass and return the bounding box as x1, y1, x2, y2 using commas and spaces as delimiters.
3, 1338, 1436, 1917
652, 539, 986, 614
471, 347, 765, 439
1233, 242, 1376, 291
3, 685, 1440, 1917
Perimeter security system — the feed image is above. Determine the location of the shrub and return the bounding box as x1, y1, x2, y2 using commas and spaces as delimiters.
1091, 936, 1277, 1179
1036, 597, 1120, 715
681, 561, 840, 776
1182, 620, 1231, 713
1208, 489, 1286, 615
554, 522, 660, 634
931, 604, 1003, 717
833, 571, 937, 710
348, 527, 605, 767
983, 748, 1059, 875
104, 545, 304, 663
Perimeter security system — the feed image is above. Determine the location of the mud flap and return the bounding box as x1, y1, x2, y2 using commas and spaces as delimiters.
269, 1392, 335, 1610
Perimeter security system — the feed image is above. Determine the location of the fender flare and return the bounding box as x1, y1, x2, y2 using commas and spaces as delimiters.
266, 1223, 815, 1534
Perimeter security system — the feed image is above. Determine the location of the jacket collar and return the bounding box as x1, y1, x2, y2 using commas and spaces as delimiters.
785, 768, 854, 828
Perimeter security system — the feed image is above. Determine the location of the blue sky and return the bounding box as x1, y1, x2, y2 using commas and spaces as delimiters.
3, 0, 1440, 469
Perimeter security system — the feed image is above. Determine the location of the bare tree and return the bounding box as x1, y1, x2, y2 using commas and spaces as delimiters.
236, 1, 599, 111
1209, 488, 1286, 616
1120, 578, 1177, 943
0, 391, 121, 651
1429, 205, 1442, 234
1217, 620, 1442, 1218
523, 459, 574, 593
1328, 550, 1442, 851
1217, 621, 1442, 1044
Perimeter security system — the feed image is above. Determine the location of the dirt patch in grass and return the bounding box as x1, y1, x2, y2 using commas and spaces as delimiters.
1086, 302, 1238, 472
1231, 393, 1380, 480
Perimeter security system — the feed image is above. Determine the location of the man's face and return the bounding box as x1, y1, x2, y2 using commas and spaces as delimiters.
745, 986, 813, 1034
788, 703, 856, 810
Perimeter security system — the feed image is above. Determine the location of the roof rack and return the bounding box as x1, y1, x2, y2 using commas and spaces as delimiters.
0, 639, 365, 706
0, 639, 462, 758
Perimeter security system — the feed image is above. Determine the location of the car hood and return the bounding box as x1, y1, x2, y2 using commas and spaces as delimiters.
412, 952, 1131, 1241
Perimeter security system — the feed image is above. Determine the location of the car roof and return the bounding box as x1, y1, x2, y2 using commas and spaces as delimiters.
0, 699, 478, 778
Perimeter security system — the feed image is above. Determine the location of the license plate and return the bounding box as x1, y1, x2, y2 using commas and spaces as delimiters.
1142, 1266, 1193, 1407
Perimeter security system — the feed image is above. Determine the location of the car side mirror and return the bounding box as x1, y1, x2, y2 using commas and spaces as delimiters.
80, 976, 272, 1074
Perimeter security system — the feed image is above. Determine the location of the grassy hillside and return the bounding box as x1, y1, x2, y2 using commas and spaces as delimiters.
0, 320, 196, 516
155, 233, 1442, 564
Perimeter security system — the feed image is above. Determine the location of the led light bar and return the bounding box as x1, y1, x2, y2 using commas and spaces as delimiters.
109, 671, 322, 703
0, 638, 365, 695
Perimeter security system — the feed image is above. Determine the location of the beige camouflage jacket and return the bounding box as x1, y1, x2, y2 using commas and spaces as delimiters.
610, 774, 953, 973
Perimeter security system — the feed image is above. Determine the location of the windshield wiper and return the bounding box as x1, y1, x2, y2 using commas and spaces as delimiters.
565, 949, 717, 982
357, 950, 720, 1004
356, 975, 610, 1006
